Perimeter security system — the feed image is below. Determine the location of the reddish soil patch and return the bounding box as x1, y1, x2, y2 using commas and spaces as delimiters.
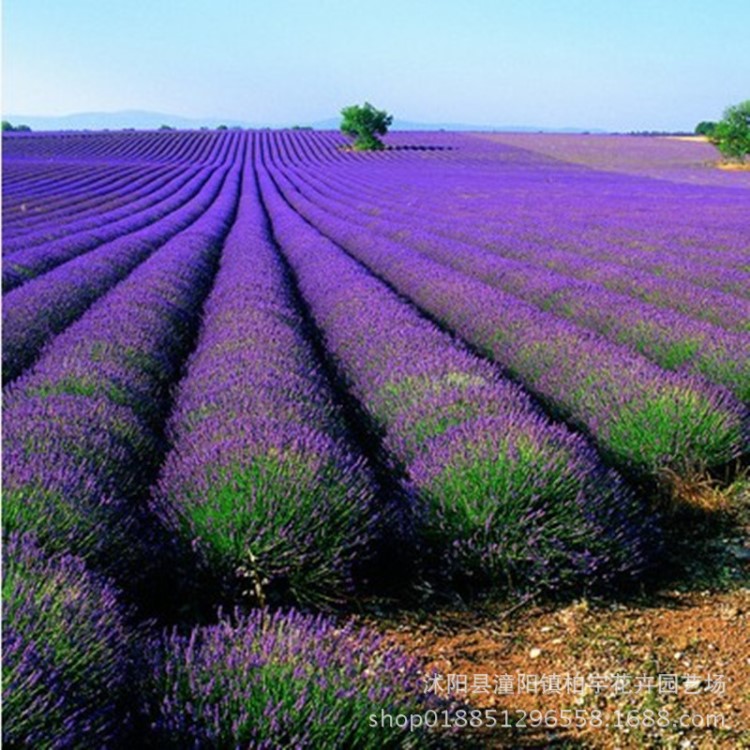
368, 589, 749, 748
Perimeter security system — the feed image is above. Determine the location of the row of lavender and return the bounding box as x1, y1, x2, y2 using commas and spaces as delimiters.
256, 143, 654, 589
276, 131, 750, 310
4, 164, 190, 250
283, 129, 750, 276
3, 165, 202, 290
4, 162, 153, 231
201, 140, 750, 334
3, 156, 187, 221
272, 131, 750, 318
4, 534, 439, 748
144, 147, 440, 745
152, 145, 379, 609
1, 131, 227, 230
261, 136, 747, 485
4, 140, 241, 585
2, 134, 449, 747
3, 134, 242, 382
2, 132, 235, 292
282, 159, 750, 402
4, 133, 244, 745
2, 128, 232, 164
2, 131, 234, 268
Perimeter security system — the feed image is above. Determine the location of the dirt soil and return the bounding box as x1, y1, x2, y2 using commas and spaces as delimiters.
375, 589, 748, 748
363, 484, 750, 748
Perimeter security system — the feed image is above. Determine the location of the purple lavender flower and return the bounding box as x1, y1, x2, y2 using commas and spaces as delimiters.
3, 534, 132, 749
150, 608, 446, 749
151, 151, 378, 609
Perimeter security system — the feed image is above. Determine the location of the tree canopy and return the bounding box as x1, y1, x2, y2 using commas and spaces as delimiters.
340, 102, 393, 151
709, 100, 750, 162
694, 120, 716, 137
2, 121, 32, 132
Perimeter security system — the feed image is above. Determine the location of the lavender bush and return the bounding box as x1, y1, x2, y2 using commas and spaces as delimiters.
149, 608, 447, 749
2, 534, 132, 749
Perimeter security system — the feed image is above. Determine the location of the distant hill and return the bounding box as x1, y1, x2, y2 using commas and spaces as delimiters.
3, 110, 260, 131
312, 117, 605, 133
4, 110, 606, 134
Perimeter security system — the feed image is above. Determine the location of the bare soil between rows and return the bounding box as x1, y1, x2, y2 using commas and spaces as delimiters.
361, 486, 750, 748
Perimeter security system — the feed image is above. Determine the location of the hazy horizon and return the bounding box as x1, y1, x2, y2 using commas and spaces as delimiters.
1, 108, 614, 133
4, 0, 749, 132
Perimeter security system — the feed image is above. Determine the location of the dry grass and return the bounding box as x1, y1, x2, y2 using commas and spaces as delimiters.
717, 162, 750, 171
664, 135, 710, 142
657, 468, 739, 517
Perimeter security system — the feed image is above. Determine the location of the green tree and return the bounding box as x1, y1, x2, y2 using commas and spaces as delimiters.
694, 120, 716, 137
2, 121, 31, 132
340, 102, 393, 150
709, 100, 750, 162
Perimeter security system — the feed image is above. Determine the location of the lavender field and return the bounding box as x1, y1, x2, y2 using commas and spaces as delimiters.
3, 129, 749, 748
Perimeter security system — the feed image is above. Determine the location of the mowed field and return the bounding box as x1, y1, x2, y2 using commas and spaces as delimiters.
3, 129, 749, 748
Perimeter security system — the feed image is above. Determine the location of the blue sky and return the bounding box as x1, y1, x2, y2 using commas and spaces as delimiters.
4, 0, 749, 130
